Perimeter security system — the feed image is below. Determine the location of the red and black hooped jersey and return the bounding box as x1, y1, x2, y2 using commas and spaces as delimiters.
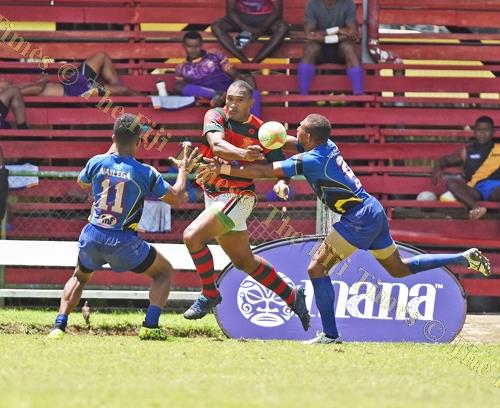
200, 107, 284, 195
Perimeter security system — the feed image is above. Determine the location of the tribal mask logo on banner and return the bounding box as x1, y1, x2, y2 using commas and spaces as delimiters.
237, 273, 295, 327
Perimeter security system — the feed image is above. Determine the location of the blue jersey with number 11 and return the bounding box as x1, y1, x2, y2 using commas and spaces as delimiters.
79, 153, 170, 231
280, 140, 371, 214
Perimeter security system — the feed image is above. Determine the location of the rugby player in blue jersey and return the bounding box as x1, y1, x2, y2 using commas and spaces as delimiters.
199, 113, 491, 344
48, 114, 201, 340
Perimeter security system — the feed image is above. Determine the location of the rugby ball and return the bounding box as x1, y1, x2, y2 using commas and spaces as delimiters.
258, 121, 286, 150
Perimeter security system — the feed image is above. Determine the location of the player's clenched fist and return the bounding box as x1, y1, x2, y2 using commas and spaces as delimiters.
273, 179, 290, 200
243, 145, 264, 161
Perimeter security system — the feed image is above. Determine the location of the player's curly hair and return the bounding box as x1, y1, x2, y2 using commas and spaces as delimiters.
114, 114, 141, 145
304, 114, 331, 142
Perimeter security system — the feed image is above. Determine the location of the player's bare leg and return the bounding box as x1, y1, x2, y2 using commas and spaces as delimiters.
48, 266, 93, 339
183, 208, 231, 254
374, 247, 413, 278
58, 267, 93, 315
142, 252, 173, 308
216, 230, 258, 273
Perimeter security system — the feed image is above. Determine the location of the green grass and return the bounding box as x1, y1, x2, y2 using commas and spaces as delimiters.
1, 309, 498, 408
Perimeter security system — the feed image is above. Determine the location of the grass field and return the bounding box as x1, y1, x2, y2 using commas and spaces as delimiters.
1, 309, 498, 408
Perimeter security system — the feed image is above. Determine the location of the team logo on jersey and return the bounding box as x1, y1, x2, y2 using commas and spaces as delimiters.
97, 213, 117, 226
237, 273, 295, 327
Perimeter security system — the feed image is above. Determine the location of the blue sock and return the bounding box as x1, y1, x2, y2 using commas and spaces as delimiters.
181, 84, 215, 99
54, 313, 68, 331
144, 305, 161, 328
311, 276, 339, 338
406, 253, 469, 273
346, 66, 364, 95
250, 89, 261, 117
298, 63, 315, 95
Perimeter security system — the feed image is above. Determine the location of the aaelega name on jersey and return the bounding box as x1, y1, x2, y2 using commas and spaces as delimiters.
98, 167, 131, 179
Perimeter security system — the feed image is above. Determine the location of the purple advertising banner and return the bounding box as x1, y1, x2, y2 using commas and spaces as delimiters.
215, 236, 466, 343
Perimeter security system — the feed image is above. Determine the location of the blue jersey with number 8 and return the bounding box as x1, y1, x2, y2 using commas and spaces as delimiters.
280, 140, 371, 214
79, 153, 170, 231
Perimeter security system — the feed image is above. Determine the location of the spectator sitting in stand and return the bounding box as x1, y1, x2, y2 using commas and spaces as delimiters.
173, 31, 261, 116
19, 52, 140, 97
211, 0, 289, 64
298, 0, 364, 96
432, 115, 500, 220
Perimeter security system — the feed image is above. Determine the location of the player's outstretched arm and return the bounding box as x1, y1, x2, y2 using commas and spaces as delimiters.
162, 147, 201, 205
198, 160, 286, 181
207, 131, 264, 162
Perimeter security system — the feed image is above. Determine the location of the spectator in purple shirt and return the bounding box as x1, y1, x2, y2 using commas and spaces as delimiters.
174, 31, 261, 116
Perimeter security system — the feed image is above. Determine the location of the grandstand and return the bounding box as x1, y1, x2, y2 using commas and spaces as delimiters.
0, 0, 498, 308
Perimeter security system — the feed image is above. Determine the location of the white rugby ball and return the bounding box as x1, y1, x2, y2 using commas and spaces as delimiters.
258, 121, 286, 150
